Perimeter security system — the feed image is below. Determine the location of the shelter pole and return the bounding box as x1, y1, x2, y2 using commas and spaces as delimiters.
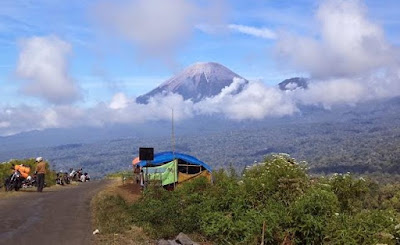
145, 161, 149, 189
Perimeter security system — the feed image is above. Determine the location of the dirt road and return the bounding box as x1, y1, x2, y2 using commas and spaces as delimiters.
0, 181, 107, 245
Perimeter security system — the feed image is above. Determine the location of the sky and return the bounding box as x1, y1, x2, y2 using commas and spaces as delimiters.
0, 0, 399, 135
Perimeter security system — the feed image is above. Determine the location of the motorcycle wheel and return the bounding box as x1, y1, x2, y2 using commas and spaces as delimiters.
6, 182, 15, 191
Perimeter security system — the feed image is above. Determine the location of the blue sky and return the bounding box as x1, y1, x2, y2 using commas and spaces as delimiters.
0, 0, 395, 104
0, 0, 399, 135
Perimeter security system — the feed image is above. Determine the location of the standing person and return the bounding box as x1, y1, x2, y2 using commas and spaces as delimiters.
80, 173, 86, 182
35, 157, 46, 192
134, 165, 140, 184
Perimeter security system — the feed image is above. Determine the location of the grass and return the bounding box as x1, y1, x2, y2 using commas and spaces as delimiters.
91, 178, 152, 245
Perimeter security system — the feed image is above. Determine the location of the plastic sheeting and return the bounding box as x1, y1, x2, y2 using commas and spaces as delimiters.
143, 160, 178, 186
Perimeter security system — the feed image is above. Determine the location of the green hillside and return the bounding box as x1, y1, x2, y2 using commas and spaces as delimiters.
96, 154, 400, 244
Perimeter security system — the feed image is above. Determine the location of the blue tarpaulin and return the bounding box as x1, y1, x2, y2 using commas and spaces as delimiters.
137, 151, 212, 172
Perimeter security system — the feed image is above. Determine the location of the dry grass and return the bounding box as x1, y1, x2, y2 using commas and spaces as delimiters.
0, 181, 79, 199
93, 226, 153, 245
91, 178, 153, 245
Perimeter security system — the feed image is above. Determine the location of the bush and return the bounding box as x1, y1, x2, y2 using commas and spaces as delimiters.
122, 154, 400, 244
243, 154, 309, 207
328, 173, 369, 213
324, 210, 398, 244
291, 187, 339, 244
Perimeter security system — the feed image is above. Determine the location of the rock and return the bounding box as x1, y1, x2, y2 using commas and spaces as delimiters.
157, 239, 180, 245
158, 233, 199, 245
175, 233, 198, 245
157, 240, 170, 245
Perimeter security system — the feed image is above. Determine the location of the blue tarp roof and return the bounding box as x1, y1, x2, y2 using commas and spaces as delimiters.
137, 151, 212, 172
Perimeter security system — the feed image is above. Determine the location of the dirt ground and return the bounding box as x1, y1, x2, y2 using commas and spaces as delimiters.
0, 180, 107, 245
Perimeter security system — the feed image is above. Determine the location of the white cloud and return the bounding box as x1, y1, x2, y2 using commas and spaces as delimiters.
293, 79, 367, 109
95, 0, 227, 62
195, 78, 297, 119
0, 121, 11, 128
0, 79, 299, 135
276, 0, 395, 78
275, 0, 400, 106
109, 92, 130, 109
16, 35, 81, 104
228, 24, 277, 40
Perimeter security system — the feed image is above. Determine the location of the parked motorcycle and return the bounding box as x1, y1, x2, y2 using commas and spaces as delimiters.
4, 170, 23, 191
21, 175, 37, 188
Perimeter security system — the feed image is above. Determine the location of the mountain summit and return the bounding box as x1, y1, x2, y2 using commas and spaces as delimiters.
278, 77, 309, 91
136, 62, 248, 103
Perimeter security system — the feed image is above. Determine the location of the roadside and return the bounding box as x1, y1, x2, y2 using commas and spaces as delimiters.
91, 178, 152, 245
0, 181, 79, 199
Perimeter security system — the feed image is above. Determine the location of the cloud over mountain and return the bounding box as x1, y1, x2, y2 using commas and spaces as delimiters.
276, 0, 400, 107
276, 0, 395, 78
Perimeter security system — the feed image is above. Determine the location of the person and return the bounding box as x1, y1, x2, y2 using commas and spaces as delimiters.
140, 168, 144, 189
80, 173, 86, 182
134, 165, 140, 184
35, 157, 46, 192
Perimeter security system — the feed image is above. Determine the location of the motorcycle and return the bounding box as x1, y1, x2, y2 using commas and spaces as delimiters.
21, 175, 37, 188
63, 172, 71, 184
69, 168, 83, 182
5, 170, 23, 191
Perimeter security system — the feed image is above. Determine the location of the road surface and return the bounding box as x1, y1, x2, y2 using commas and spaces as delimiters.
0, 181, 107, 245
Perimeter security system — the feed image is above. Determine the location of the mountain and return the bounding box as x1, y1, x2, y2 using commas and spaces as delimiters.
279, 77, 309, 91
136, 62, 248, 103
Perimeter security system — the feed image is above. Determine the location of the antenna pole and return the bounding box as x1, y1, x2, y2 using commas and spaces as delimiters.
172, 108, 175, 155
172, 108, 176, 189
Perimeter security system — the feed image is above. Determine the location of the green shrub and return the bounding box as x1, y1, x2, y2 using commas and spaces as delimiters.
291, 187, 339, 244
243, 154, 310, 207
131, 184, 181, 238
324, 210, 398, 244
329, 173, 369, 213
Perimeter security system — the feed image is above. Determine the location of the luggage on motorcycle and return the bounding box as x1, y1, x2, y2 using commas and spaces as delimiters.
15, 165, 30, 179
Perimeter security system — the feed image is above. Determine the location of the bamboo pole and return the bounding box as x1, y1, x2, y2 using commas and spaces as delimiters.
261, 221, 266, 245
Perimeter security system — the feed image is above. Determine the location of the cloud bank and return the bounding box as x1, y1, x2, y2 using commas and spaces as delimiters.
16, 35, 81, 104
